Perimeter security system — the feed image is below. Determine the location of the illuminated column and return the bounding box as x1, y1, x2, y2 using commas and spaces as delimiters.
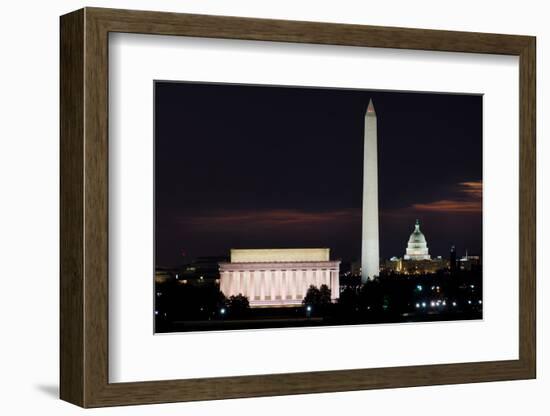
235, 271, 242, 295
233, 271, 240, 295
259, 271, 266, 301
266, 270, 271, 301
238, 270, 245, 297
312, 269, 318, 288
270, 270, 277, 300
331, 269, 340, 301
277, 270, 285, 300
281, 270, 287, 300
248, 270, 254, 298
298, 270, 304, 300
361, 99, 380, 283
300, 270, 306, 298
220, 270, 228, 296
304, 269, 311, 296
243, 270, 251, 298
252, 271, 257, 299
264, 270, 270, 300
248, 271, 253, 300
253, 270, 259, 300
227, 271, 233, 295
241, 271, 246, 295
272, 269, 279, 300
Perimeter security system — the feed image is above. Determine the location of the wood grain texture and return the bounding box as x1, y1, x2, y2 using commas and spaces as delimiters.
59, 7, 537, 408
518, 38, 536, 376
59, 8, 84, 407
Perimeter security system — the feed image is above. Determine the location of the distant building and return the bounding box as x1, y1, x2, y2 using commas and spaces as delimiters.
459, 252, 481, 271
350, 260, 362, 277
384, 220, 447, 275
404, 220, 431, 260
219, 248, 340, 307
383, 258, 448, 275
155, 268, 178, 284
190, 256, 228, 279
450, 245, 458, 274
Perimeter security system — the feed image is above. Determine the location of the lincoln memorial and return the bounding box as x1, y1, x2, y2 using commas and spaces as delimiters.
219, 248, 340, 307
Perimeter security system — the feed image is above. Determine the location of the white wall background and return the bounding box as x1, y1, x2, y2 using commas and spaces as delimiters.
0, 0, 545, 414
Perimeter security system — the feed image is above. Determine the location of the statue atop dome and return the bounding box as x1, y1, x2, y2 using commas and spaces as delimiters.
404, 220, 431, 260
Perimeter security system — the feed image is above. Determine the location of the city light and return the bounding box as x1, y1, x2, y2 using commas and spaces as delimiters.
478, 300, 482, 305
306, 305, 312, 312
417, 285, 423, 292
452, 301, 457, 307
422, 302, 426, 308
468, 300, 472, 305
415, 303, 420, 308
220, 308, 226, 315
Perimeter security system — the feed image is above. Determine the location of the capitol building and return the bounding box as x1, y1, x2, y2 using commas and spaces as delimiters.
384, 220, 448, 275
404, 220, 431, 260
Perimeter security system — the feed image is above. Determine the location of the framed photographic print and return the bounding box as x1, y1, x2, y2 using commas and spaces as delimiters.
60, 7, 536, 408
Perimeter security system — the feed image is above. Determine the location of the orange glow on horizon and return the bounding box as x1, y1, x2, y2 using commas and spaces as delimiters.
412, 180, 482, 213
179, 209, 361, 229
412, 199, 481, 213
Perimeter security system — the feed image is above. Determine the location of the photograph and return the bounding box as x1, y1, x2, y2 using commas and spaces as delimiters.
154, 81, 483, 333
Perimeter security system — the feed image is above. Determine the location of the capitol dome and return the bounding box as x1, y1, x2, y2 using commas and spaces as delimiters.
404, 220, 431, 260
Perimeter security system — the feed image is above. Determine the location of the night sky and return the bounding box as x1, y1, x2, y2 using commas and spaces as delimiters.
155, 81, 482, 267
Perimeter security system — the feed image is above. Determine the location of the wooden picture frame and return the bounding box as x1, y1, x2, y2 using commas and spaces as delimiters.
60, 7, 536, 408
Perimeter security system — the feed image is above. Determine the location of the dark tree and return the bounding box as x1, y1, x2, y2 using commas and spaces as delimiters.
303, 284, 333, 315
303, 285, 321, 307
319, 284, 332, 306
217, 290, 229, 310
228, 293, 250, 317
337, 286, 360, 315
358, 278, 384, 313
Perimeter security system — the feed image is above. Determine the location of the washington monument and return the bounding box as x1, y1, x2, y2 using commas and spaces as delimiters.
361, 99, 380, 283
